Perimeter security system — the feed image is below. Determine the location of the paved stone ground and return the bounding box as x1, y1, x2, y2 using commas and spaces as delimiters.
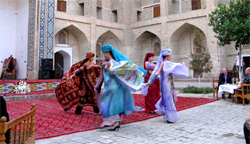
174, 81, 212, 89
36, 94, 249, 144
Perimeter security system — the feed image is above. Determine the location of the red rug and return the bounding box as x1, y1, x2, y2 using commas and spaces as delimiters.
0, 79, 60, 84
6, 94, 217, 140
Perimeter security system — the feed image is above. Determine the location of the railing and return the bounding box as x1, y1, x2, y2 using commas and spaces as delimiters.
0, 104, 36, 144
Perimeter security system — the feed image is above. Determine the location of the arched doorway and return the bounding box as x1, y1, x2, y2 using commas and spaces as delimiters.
96, 31, 122, 52
134, 31, 161, 66
55, 25, 89, 64
54, 49, 72, 78
170, 23, 207, 78
55, 52, 64, 78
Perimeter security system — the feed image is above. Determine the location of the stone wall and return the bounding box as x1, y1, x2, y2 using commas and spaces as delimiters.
27, 0, 241, 80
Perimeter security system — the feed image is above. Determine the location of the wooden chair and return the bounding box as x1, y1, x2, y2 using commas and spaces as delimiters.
234, 84, 250, 106
0, 104, 36, 144
212, 79, 219, 99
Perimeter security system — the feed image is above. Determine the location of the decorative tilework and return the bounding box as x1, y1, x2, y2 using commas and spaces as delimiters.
39, 0, 46, 67
27, 0, 37, 70
46, 0, 55, 59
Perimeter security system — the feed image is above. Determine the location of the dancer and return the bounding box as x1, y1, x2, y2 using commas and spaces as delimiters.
144, 53, 161, 114
56, 52, 101, 115
142, 49, 189, 123
98, 44, 146, 131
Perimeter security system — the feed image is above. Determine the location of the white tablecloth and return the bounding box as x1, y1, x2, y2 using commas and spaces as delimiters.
218, 84, 238, 98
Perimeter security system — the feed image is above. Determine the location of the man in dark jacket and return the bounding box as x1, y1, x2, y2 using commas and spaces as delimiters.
0, 96, 10, 143
219, 68, 232, 98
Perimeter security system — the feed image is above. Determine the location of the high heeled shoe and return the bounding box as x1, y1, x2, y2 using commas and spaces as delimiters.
108, 125, 120, 131
97, 125, 109, 129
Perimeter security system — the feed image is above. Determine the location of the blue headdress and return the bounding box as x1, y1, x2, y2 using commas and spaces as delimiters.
149, 49, 172, 80
101, 44, 147, 76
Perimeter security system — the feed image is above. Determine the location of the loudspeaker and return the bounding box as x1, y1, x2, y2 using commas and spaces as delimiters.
39, 70, 55, 79
42, 59, 53, 71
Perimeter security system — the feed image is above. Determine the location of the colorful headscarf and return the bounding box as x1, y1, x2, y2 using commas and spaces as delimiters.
144, 53, 155, 70
86, 52, 95, 59
101, 44, 147, 76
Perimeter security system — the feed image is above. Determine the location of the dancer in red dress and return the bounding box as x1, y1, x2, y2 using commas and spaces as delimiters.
144, 53, 161, 114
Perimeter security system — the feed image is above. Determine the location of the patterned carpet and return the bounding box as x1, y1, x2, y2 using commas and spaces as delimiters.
0, 79, 59, 95
6, 94, 218, 140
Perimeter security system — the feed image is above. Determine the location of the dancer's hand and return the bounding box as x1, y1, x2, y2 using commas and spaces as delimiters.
95, 65, 101, 69
155, 72, 160, 76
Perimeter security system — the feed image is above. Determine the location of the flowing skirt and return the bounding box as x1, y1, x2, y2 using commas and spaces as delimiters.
144, 73, 161, 112
155, 74, 178, 122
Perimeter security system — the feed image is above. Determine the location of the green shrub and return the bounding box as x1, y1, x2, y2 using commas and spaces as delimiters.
181, 86, 213, 94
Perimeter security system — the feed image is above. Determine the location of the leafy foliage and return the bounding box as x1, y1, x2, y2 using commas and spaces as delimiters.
208, 0, 250, 49
181, 86, 213, 94
189, 29, 213, 76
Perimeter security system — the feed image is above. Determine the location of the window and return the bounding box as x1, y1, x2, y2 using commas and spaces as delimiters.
97, 7, 102, 19
57, 0, 67, 12
58, 31, 67, 44
154, 6, 161, 18
80, 3, 84, 16
192, 0, 201, 10
137, 11, 142, 21
112, 10, 118, 22
97, 0, 102, 19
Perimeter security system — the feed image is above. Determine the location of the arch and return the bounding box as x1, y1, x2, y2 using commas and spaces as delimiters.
96, 29, 122, 42
55, 24, 89, 64
58, 30, 67, 44
135, 30, 161, 42
55, 23, 89, 41
169, 22, 207, 40
133, 31, 161, 66
54, 49, 71, 75
96, 30, 122, 52
169, 23, 207, 78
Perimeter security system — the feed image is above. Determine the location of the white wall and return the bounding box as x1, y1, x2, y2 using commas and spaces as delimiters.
15, 0, 29, 79
0, 0, 17, 75
0, 0, 29, 79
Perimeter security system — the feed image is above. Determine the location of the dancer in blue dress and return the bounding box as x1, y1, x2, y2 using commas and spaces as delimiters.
97, 44, 146, 131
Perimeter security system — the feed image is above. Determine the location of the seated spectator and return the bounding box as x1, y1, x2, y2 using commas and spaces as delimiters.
0, 96, 10, 143
244, 119, 250, 144
219, 68, 232, 98
236, 67, 250, 104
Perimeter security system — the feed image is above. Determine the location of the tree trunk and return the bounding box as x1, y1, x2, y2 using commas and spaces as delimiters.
239, 44, 242, 82
198, 75, 201, 87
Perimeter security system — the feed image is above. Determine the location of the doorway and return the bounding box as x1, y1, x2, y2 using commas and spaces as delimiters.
55, 52, 64, 78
